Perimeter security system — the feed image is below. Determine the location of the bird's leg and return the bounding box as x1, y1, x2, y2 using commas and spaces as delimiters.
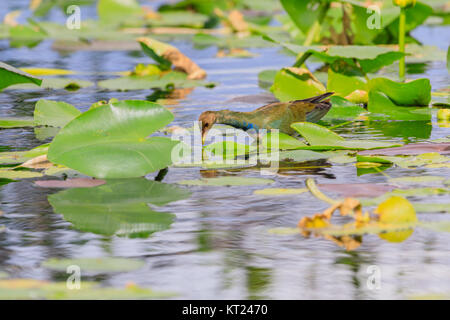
154, 167, 168, 182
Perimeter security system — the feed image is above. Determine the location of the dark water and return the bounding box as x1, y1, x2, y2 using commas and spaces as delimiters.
0, 1, 449, 299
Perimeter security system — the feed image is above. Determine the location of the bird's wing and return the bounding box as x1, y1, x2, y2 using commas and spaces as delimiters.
253, 101, 285, 112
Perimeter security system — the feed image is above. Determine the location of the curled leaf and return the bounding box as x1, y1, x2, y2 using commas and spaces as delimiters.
138, 37, 206, 80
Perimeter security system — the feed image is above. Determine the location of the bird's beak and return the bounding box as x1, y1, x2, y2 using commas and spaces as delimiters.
201, 130, 206, 145
201, 127, 208, 145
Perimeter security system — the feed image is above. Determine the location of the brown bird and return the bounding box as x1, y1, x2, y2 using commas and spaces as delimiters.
199, 92, 333, 143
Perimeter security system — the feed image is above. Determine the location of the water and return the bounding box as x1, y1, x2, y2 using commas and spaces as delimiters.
0, 1, 449, 299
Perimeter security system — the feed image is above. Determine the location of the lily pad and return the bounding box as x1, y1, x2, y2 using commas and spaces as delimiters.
0, 117, 35, 128
369, 77, 431, 106
0, 61, 42, 91
98, 72, 214, 91
47, 100, 178, 179
291, 122, 400, 150
0, 169, 43, 179
34, 100, 81, 128
8, 77, 93, 91
368, 91, 431, 121
270, 67, 326, 102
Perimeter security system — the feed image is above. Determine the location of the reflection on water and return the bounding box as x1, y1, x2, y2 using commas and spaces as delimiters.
0, 1, 449, 300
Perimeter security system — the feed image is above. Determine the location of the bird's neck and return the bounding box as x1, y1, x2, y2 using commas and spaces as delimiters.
214, 110, 253, 130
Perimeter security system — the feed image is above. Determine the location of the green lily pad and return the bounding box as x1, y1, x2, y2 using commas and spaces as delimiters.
0, 169, 43, 179
327, 68, 367, 98
278, 149, 330, 162
0, 144, 49, 165
98, 72, 215, 91
270, 67, 326, 102
258, 69, 277, 89
369, 77, 431, 106
97, 0, 143, 25
48, 178, 190, 237
42, 257, 145, 273
48, 100, 178, 179
177, 176, 274, 186
263, 36, 405, 75
263, 131, 307, 150
34, 100, 81, 128
0, 117, 35, 128
0, 278, 174, 300
0, 61, 42, 91
8, 77, 93, 90
322, 96, 366, 121
291, 122, 400, 150
368, 91, 432, 121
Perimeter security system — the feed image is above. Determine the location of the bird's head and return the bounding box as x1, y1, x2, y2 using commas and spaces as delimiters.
198, 111, 217, 144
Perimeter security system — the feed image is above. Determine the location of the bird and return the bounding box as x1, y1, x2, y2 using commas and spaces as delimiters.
199, 92, 334, 143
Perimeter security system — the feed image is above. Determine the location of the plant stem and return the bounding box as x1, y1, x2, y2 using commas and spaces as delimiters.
399, 8, 406, 81
293, 2, 330, 68
305, 178, 339, 205
303, 2, 330, 46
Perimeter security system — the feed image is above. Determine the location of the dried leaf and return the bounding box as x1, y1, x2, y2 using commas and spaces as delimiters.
20, 155, 52, 169
137, 37, 206, 80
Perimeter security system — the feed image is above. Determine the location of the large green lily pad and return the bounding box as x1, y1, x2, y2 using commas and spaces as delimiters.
48, 100, 178, 179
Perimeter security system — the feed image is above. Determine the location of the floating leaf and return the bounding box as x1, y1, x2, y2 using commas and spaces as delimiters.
368, 91, 431, 121
48, 178, 189, 237
369, 77, 431, 106
270, 67, 326, 102
177, 176, 274, 186
0, 169, 43, 179
263, 132, 307, 150
322, 96, 366, 121
0, 117, 35, 128
98, 72, 214, 91
34, 100, 81, 128
42, 257, 144, 273
48, 100, 178, 179
266, 39, 405, 74
0, 144, 49, 165
291, 122, 400, 150
97, 0, 143, 25
8, 77, 93, 90
0, 278, 173, 300
0, 61, 42, 90
327, 68, 367, 98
